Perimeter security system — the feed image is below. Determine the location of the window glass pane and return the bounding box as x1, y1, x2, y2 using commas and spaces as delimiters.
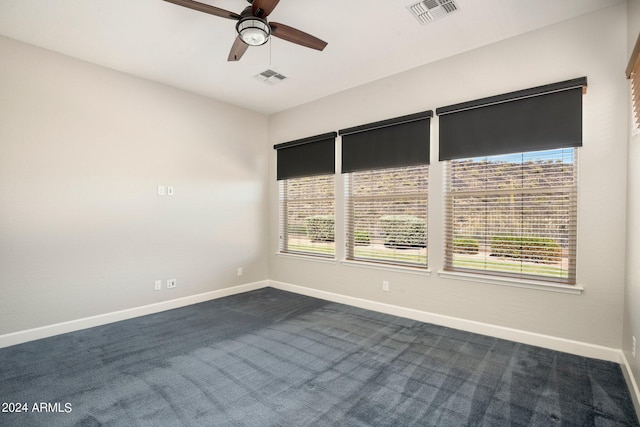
280, 174, 335, 257
346, 165, 428, 268
445, 148, 577, 283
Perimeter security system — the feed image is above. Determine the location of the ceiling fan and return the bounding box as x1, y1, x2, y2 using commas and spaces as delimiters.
162, 0, 328, 61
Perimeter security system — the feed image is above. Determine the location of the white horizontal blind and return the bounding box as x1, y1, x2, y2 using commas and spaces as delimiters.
444, 148, 577, 284
345, 165, 428, 267
279, 174, 335, 257
631, 70, 640, 133
627, 35, 640, 134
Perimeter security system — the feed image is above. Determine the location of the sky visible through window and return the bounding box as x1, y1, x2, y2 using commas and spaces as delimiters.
473, 148, 574, 164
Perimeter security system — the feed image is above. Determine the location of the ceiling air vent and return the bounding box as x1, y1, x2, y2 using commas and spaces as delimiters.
254, 69, 287, 85
407, 0, 459, 25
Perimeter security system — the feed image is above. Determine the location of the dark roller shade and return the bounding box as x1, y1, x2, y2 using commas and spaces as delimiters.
274, 132, 336, 180
437, 77, 586, 161
340, 111, 432, 173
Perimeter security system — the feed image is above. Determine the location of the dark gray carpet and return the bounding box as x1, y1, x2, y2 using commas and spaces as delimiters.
0, 287, 637, 426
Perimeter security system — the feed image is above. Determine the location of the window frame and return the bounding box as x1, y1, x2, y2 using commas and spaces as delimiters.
436, 78, 586, 287
274, 132, 337, 259
339, 111, 432, 270
442, 148, 578, 285
344, 164, 429, 269
278, 173, 336, 259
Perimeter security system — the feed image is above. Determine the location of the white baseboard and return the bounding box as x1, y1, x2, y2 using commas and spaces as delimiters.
621, 351, 640, 419
0, 280, 269, 349
0, 278, 624, 364
269, 280, 621, 363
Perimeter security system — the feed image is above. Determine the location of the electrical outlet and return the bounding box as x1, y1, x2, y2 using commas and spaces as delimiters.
237, 267, 243, 277
633, 336, 636, 358
382, 280, 390, 292
167, 279, 176, 289
157, 185, 165, 196
154, 280, 162, 291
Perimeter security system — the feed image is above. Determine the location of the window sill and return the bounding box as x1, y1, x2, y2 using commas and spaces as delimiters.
341, 260, 431, 276
437, 270, 583, 294
276, 252, 338, 264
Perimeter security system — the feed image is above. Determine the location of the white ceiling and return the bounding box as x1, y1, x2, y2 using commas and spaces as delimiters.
0, 0, 625, 114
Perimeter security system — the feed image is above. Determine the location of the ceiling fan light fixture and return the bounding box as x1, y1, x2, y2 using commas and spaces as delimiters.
237, 17, 270, 46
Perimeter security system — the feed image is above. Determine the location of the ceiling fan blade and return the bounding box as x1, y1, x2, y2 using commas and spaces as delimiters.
252, 0, 280, 18
269, 22, 327, 51
227, 35, 249, 61
162, 0, 240, 20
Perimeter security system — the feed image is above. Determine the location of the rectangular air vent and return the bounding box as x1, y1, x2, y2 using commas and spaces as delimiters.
407, 0, 459, 25
254, 69, 287, 85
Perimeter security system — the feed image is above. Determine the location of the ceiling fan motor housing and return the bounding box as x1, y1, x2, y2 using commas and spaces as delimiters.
236, 6, 270, 46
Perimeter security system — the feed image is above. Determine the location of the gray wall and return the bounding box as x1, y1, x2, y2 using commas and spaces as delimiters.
625, 0, 640, 397
0, 36, 269, 335
269, 4, 628, 349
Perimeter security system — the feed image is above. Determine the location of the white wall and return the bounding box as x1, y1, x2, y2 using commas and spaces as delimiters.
625, 0, 640, 395
0, 35, 269, 335
269, 4, 628, 349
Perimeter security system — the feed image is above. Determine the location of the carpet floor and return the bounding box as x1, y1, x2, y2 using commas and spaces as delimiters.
0, 287, 638, 426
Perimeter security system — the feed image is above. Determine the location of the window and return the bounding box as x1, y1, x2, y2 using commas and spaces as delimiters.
274, 132, 336, 258
279, 174, 335, 257
437, 78, 586, 285
345, 165, 428, 267
444, 148, 577, 283
340, 111, 432, 268
626, 33, 640, 133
